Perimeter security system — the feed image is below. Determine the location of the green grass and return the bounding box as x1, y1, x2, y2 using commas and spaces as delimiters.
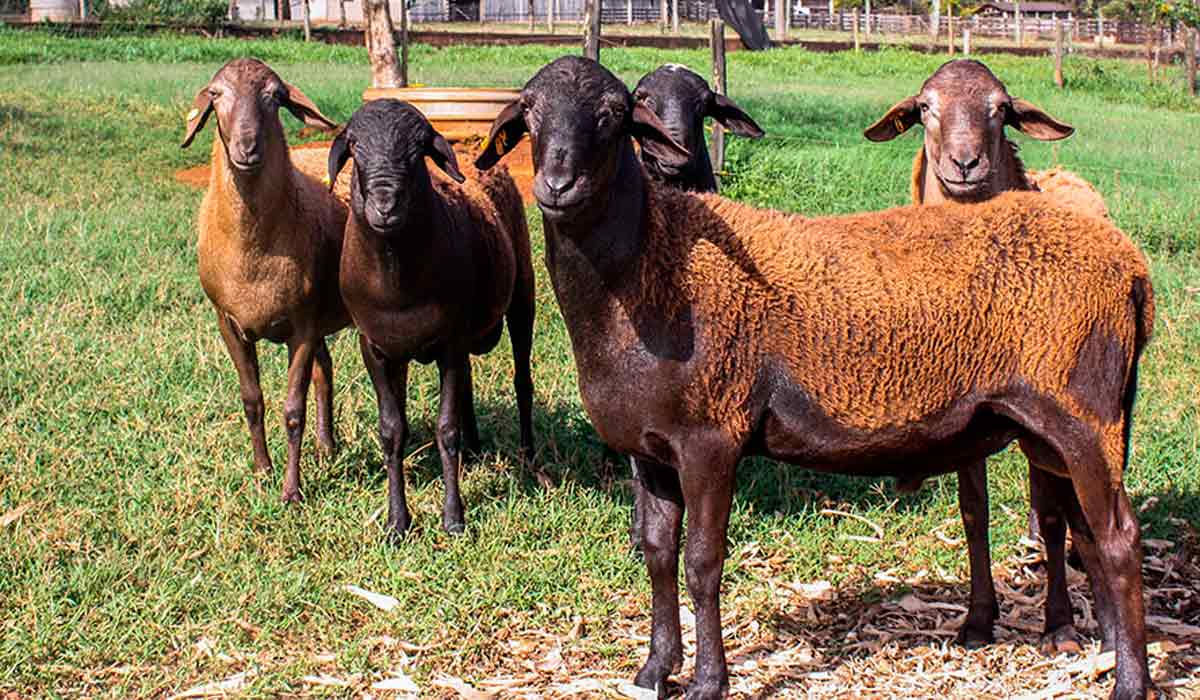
0, 31, 1197, 697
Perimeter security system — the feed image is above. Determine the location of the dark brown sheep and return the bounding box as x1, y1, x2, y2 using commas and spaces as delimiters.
864, 57, 1111, 652
478, 56, 1154, 700
182, 58, 348, 503
330, 99, 535, 539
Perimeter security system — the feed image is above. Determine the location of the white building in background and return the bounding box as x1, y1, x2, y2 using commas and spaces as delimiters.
233, 0, 454, 22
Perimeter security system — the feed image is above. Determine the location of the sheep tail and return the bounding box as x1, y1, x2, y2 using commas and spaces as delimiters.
1120, 275, 1154, 472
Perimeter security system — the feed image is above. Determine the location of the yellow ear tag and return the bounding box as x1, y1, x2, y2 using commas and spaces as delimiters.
893, 116, 907, 134
187, 107, 200, 122
321, 175, 331, 186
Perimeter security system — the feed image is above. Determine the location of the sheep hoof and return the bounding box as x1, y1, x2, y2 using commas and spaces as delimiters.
385, 513, 412, 546
1040, 625, 1082, 655
684, 677, 728, 700
954, 622, 994, 649
317, 434, 337, 457
443, 518, 466, 536
280, 489, 304, 505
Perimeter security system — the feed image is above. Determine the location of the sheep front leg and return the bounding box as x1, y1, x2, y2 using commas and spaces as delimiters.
216, 311, 272, 478
955, 459, 999, 648
311, 337, 337, 456
281, 337, 317, 503
680, 458, 736, 700
633, 457, 684, 695
436, 355, 470, 535
359, 334, 411, 542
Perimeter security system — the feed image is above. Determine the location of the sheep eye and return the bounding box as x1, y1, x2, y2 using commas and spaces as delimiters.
208, 88, 222, 99
919, 103, 929, 113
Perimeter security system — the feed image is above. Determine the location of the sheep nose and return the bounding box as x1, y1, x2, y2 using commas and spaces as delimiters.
544, 172, 576, 197
950, 153, 981, 178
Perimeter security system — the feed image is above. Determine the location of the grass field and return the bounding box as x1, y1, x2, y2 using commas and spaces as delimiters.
0, 29, 1198, 698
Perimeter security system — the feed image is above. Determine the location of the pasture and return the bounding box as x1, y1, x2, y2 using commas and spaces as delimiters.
0, 29, 1198, 698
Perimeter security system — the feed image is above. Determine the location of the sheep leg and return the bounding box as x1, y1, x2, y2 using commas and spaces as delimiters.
311, 337, 336, 456
506, 281, 536, 460
633, 457, 684, 695
955, 459, 999, 648
216, 312, 273, 478
1028, 464, 1082, 655
680, 453, 736, 700
359, 334, 411, 542
435, 355, 469, 535
1069, 447, 1151, 699
1058, 476, 1120, 652
629, 457, 646, 554
459, 359, 481, 455
281, 337, 316, 503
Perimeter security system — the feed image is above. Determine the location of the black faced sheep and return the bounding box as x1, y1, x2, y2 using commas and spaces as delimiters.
478, 56, 1154, 700
329, 99, 535, 539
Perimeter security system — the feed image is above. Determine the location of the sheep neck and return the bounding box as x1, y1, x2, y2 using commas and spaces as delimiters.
207, 132, 295, 248
349, 170, 448, 296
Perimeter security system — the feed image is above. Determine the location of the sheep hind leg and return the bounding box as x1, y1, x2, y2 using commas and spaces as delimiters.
1064, 428, 1151, 700
1027, 462, 1082, 655
633, 457, 684, 695
216, 311, 272, 478
312, 337, 337, 456
459, 360, 481, 455
506, 277, 536, 461
955, 458, 1000, 649
435, 355, 470, 535
629, 457, 646, 554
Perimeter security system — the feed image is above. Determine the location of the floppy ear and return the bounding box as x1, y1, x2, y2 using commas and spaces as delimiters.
427, 130, 465, 183
863, 96, 920, 142
1006, 98, 1074, 141
282, 81, 338, 130
180, 86, 215, 149
475, 99, 527, 170
631, 101, 690, 168
706, 93, 764, 139
327, 128, 351, 193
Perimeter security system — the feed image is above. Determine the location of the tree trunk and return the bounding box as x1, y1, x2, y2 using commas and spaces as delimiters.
1187, 27, 1197, 98
302, 0, 311, 40
337, 0, 346, 26
228, 0, 238, 22
365, 0, 402, 88
584, 0, 602, 59
280, 0, 291, 21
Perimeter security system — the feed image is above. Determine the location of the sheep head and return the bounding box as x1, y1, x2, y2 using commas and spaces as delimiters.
181, 58, 336, 173
863, 59, 1073, 201
475, 56, 690, 223
328, 99, 464, 235
633, 64, 764, 191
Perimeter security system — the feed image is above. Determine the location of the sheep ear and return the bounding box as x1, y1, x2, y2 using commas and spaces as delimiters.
180, 86, 215, 149
476, 99, 526, 170
327, 128, 351, 193
631, 101, 690, 168
707, 93, 764, 139
863, 96, 920, 142
428, 130, 465, 183
282, 81, 338, 130
1006, 98, 1074, 141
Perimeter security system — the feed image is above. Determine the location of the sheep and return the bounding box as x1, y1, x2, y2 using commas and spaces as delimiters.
328, 99, 535, 539
182, 58, 349, 503
863, 58, 1107, 220
476, 56, 1155, 700
632, 64, 764, 193
864, 57, 1110, 651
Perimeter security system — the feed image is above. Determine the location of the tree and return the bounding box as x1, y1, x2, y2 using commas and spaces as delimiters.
365, 0, 403, 88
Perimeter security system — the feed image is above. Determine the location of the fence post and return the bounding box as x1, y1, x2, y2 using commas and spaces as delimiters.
963, 26, 970, 54
627, 0, 632, 24
1188, 28, 1197, 97
399, 0, 409, 87
947, 12, 954, 53
672, 0, 679, 33
479, 0, 486, 24
1014, 0, 1021, 45
710, 19, 727, 190
1054, 19, 1064, 88
852, 8, 860, 50
584, 0, 602, 59
929, 0, 939, 40
548, 0, 555, 33
302, 0, 312, 40
775, 0, 787, 39
865, 0, 871, 37
660, 0, 668, 33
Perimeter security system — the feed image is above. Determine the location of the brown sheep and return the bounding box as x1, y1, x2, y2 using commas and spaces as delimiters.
182, 58, 349, 503
865, 57, 1112, 651
478, 56, 1155, 700
329, 99, 535, 539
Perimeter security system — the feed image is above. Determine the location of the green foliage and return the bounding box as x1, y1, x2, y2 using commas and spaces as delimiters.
92, 0, 229, 27
1160, 0, 1200, 28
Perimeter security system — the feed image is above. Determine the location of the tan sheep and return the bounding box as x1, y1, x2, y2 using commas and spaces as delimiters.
182, 58, 348, 503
